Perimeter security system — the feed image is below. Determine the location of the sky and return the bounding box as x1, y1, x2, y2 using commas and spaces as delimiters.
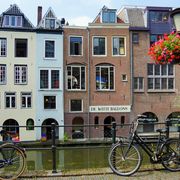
0, 0, 179, 26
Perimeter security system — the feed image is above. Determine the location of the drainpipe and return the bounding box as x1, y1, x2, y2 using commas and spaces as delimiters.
87, 27, 90, 139
130, 31, 134, 119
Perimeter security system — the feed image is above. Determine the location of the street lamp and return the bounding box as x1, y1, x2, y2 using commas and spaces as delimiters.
171, 8, 180, 32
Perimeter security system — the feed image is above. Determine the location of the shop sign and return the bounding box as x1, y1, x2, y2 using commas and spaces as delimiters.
89, 105, 131, 113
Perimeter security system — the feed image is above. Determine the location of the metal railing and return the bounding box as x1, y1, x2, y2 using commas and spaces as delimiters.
0, 120, 180, 174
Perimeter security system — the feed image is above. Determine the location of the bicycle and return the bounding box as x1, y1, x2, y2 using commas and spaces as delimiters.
0, 130, 26, 180
108, 115, 180, 176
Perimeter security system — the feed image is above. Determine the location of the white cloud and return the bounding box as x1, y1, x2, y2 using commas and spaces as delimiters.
68, 16, 93, 26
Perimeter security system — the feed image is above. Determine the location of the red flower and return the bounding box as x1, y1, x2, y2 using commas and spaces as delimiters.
148, 32, 180, 64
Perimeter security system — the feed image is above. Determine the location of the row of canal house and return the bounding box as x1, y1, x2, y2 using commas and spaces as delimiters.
0, 4, 179, 141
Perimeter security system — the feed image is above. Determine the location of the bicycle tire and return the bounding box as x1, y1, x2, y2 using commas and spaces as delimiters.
108, 142, 142, 176
0, 143, 26, 180
161, 139, 180, 171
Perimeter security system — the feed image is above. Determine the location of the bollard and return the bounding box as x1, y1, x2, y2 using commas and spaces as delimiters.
112, 122, 116, 144
51, 123, 57, 173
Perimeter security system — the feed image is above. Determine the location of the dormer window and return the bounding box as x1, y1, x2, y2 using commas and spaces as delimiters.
102, 10, 116, 23
3, 15, 22, 27
45, 18, 55, 29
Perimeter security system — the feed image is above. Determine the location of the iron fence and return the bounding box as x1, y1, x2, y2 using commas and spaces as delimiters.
0, 119, 180, 174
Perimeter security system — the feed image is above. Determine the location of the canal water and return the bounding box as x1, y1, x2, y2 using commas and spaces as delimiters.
26, 147, 110, 171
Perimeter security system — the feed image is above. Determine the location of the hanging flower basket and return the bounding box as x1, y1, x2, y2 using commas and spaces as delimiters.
148, 32, 180, 64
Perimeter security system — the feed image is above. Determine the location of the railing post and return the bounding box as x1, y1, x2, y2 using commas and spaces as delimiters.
51, 123, 57, 173
112, 122, 116, 144
165, 119, 170, 139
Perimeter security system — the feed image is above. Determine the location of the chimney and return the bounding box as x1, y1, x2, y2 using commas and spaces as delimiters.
37, 6, 42, 26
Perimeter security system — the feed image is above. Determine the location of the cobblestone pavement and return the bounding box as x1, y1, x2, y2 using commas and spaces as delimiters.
21, 170, 180, 180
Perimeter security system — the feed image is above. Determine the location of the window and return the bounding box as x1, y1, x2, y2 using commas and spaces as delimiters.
147, 64, 174, 91
94, 116, 99, 129
150, 34, 163, 45
112, 37, 125, 55
45, 40, 55, 58
14, 65, 27, 84
149, 11, 169, 23
102, 10, 116, 23
96, 64, 114, 90
45, 19, 55, 29
5, 92, 16, 108
26, 119, 34, 130
93, 37, 106, 55
70, 99, 82, 112
67, 65, 85, 90
0, 65, 6, 84
15, 39, 27, 57
40, 69, 60, 90
0, 38, 7, 56
122, 74, 127, 81
3, 15, 22, 27
21, 92, 32, 108
44, 96, 56, 109
134, 77, 144, 91
132, 33, 139, 44
70, 36, 82, 55
121, 116, 125, 128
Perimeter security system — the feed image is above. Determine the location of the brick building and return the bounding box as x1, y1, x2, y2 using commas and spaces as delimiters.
64, 6, 131, 139
118, 6, 180, 133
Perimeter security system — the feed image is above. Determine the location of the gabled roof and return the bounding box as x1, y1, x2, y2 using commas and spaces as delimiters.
3, 4, 23, 15
0, 4, 34, 29
118, 6, 147, 28
92, 5, 124, 24
127, 8, 145, 27
37, 7, 61, 29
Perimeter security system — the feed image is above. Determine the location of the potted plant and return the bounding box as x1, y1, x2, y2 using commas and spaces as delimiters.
148, 32, 180, 64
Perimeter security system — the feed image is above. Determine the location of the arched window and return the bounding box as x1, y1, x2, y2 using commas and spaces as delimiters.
96, 63, 114, 91
94, 116, 99, 129
26, 119, 34, 130
121, 116, 125, 128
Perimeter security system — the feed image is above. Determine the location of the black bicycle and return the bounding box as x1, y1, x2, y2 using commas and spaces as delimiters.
108, 115, 180, 176
0, 130, 26, 180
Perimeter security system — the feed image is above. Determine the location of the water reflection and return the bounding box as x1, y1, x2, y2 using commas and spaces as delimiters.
26, 147, 109, 171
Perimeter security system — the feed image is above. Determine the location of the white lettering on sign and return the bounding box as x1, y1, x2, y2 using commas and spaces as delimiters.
89, 105, 131, 113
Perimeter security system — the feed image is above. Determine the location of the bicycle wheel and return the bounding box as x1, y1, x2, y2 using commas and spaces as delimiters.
108, 142, 142, 176
0, 143, 26, 180
161, 139, 180, 171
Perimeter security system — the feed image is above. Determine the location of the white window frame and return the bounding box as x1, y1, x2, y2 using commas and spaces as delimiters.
3, 15, 22, 27
0, 38, 7, 57
112, 36, 126, 56
14, 65, 27, 85
69, 36, 83, 56
96, 64, 115, 91
5, 92, 16, 108
147, 64, 175, 92
21, 92, 32, 108
40, 68, 60, 90
44, 39, 56, 59
0, 65, 6, 84
134, 77, 144, 92
122, 74, 128, 82
66, 65, 86, 91
92, 36, 107, 56
69, 99, 83, 112
45, 18, 56, 29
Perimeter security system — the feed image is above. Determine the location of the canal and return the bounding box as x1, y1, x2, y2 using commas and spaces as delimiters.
26, 146, 110, 171
25, 145, 153, 173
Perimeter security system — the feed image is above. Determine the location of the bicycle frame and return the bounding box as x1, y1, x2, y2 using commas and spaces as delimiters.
130, 131, 166, 162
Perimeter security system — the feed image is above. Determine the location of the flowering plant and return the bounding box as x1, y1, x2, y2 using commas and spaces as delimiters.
148, 32, 180, 64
